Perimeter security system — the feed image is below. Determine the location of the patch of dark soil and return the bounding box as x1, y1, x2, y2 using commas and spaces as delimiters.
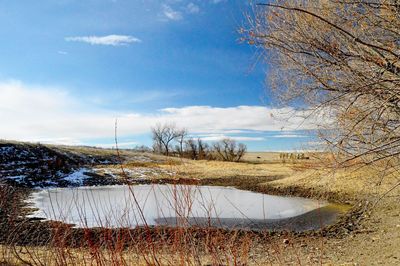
200, 175, 283, 189
155, 205, 342, 232
81, 172, 123, 186
234, 183, 372, 239
0, 142, 120, 188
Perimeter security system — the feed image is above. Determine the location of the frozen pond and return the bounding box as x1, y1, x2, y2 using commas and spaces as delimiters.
28, 184, 345, 231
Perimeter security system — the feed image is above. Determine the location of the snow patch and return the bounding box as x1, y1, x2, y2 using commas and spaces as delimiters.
6, 175, 26, 182
63, 168, 90, 185
95, 166, 175, 180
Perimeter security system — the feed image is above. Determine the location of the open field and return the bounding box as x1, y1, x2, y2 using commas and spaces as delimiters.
0, 142, 399, 265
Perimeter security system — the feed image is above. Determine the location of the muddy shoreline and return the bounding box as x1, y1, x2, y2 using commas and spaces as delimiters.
0, 174, 367, 248
146, 176, 367, 238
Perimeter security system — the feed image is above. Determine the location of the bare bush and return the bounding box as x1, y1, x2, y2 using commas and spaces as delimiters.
213, 139, 247, 162
184, 137, 198, 160
244, 0, 400, 172
197, 138, 211, 160
132, 145, 152, 152
183, 138, 214, 160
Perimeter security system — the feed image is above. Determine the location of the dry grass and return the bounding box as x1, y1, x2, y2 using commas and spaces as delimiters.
1, 148, 399, 265
242, 152, 282, 162
0, 235, 321, 266
265, 164, 400, 200
90, 152, 299, 183
0, 151, 329, 266
152, 155, 296, 180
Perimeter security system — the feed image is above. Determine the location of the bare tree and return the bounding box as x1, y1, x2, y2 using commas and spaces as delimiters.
175, 128, 188, 157
185, 138, 198, 160
150, 124, 247, 162
244, 0, 400, 171
151, 123, 178, 156
236, 143, 247, 162
197, 138, 210, 160
213, 139, 247, 162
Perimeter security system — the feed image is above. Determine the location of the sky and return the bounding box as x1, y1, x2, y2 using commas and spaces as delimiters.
0, 0, 321, 151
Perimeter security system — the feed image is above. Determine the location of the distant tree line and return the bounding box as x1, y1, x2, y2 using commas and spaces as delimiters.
279, 153, 309, 160
131, 145, 152, 152
151, 123, 247, 162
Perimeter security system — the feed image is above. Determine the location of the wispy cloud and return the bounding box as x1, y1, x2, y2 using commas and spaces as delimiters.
271, 134, 307, 138
186, 3, 200, 14
162, 4, 183, 20
198, 134, 264, 142
159, 106, 328, 133
65, 35, 141, 46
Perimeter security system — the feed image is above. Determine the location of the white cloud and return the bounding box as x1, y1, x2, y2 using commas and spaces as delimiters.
65, 35, 141, 46
0, 81, 330, 145
159, 106, 327, 133
186, 3, 200, 14
197, 134, 264, 142
271, 134, 307, 138
162, 4, 183, 20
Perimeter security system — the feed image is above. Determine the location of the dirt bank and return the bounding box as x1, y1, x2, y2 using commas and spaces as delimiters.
254, 165, 400, 265
1, 146, 399, 265
139, 160, 400, 265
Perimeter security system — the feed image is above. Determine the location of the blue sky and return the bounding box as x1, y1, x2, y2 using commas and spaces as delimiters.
0, 0, 320, 151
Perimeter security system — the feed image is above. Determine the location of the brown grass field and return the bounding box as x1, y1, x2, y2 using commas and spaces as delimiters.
1, 147, 399, 265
